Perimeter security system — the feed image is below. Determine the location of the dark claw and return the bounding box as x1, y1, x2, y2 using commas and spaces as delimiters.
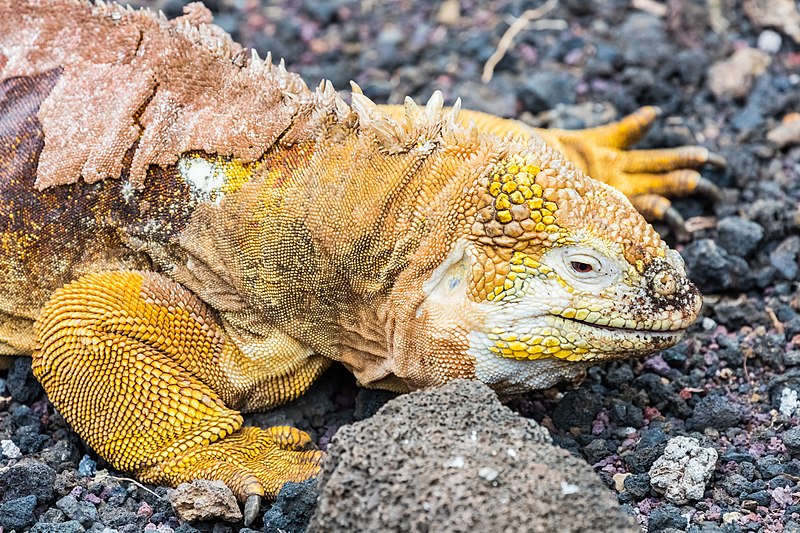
705, 151, 727, 168
244, 494, 261, 527
695, 177, 723, 202
663, 206, 689, 241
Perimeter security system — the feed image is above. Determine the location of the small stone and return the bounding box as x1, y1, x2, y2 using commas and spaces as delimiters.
687, 394, 742, 431
707, 47, 771, 100
0, 458, 57, 503
721, 473, 753, 496
262, 479, 318, 533
0, 495, 37, 530
648, 504, 687, 531
757, 29, 783, 52
624, 427, 669, 474
767, 114, 800, 148
682, 239, 751, 292
6, 357, 44, 403
552, 388, 603, 431
782, 427, 800, 453
478, 466, 500, 482
716, 217, 763, 258
1, 438, 22, 459
613, 472, 630, 492
649, 436, 718, 504
56, 495, 97, 527
779, 388, 800, 417
168, 480, 242, 523
77, 455, 96, 477
622, 473, 650, 500
747, 489, 771, 506
770, 236, 800, 280
30, 521, 87, 533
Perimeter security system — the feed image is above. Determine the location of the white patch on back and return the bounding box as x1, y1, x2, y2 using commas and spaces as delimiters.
178, 156, 227, 204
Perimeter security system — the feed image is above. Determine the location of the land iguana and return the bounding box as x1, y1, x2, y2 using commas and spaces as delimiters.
0, 0, 721, 524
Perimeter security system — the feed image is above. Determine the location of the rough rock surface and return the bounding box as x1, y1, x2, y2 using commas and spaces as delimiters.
168, 479, 243, 523
310, 380, 638, 533
649, 436, 719, 504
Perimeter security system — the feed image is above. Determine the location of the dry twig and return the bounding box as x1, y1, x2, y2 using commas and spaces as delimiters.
482, 0, 566, 83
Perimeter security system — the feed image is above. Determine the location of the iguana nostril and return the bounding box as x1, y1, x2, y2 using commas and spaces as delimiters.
653, 271, 677, 296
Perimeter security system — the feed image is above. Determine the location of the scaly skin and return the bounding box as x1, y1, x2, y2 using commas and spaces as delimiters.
0, 0, 706, 521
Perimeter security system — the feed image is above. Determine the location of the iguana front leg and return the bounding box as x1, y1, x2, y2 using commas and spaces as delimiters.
32, 271, 327, 525
379, 104, 723, 226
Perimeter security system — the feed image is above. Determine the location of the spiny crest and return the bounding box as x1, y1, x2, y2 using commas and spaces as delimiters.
349, 83, 475, 154
88, 0, 312, 102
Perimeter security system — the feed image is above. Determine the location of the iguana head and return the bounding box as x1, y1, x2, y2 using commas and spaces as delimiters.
413, 137, 701, 394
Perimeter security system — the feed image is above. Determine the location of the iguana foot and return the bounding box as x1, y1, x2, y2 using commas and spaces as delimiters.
141, 425, 322, 525
32, 271, 323, 525
534, 106, 726, 229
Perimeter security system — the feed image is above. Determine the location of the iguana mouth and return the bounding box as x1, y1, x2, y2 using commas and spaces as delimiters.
556, 314, 689, 336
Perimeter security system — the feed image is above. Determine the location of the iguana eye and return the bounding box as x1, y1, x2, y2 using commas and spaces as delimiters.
544, 245, 622, 290
571, 261, 593, 274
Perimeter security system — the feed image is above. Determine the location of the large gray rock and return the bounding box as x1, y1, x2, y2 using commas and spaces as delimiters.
310, 380, 638, 533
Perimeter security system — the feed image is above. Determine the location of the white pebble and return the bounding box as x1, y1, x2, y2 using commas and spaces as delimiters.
649, 436, 718, 504
1, 439, 21, 459
757, 30, 782, 53
779, 388, 800, 417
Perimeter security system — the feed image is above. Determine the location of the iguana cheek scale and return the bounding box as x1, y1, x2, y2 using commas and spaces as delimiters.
0, 1, 710, 523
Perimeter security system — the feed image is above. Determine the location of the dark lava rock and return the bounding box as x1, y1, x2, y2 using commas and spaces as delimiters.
682, 239, 751, 292
721, 473, 753, 497
0, 458, 56, 503
29, 521, 86, 533
648, 504, 687, 531
584, 439, 612, 465
6, 357, 43, 403
624, 427, 669, 474
41, 440, 81, 472
768, 369, 800, 412
552, 388, 603, 432
756, 455, 786, 479
517, 71, 578, 114
747, 490, 771, 506
609, 400, 644, 428
770, 236, 800, 281
311, 380, 639, 532
687, 394, 742, 431
262, 479, 318, 533
712, 298, 767, 330
55, 495, 97, 527
606, 363, 635, 388
353, 388, 397, 421
97, 507, 139, 528
633, 373, 690, 416
0, 495, 37, 530
716, 216, 764, 258
783, 427, 800, 453
455, 75, 518, 118
618, 13, 673, 68
623, 473, 651, 500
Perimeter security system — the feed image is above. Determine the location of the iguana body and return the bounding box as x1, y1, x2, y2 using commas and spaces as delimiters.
0, 0, 710, 522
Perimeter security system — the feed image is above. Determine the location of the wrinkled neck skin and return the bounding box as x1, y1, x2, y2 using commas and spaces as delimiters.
167, 119, 491, 393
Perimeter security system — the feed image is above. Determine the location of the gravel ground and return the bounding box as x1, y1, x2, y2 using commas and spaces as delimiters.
2, 0, 800, 531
